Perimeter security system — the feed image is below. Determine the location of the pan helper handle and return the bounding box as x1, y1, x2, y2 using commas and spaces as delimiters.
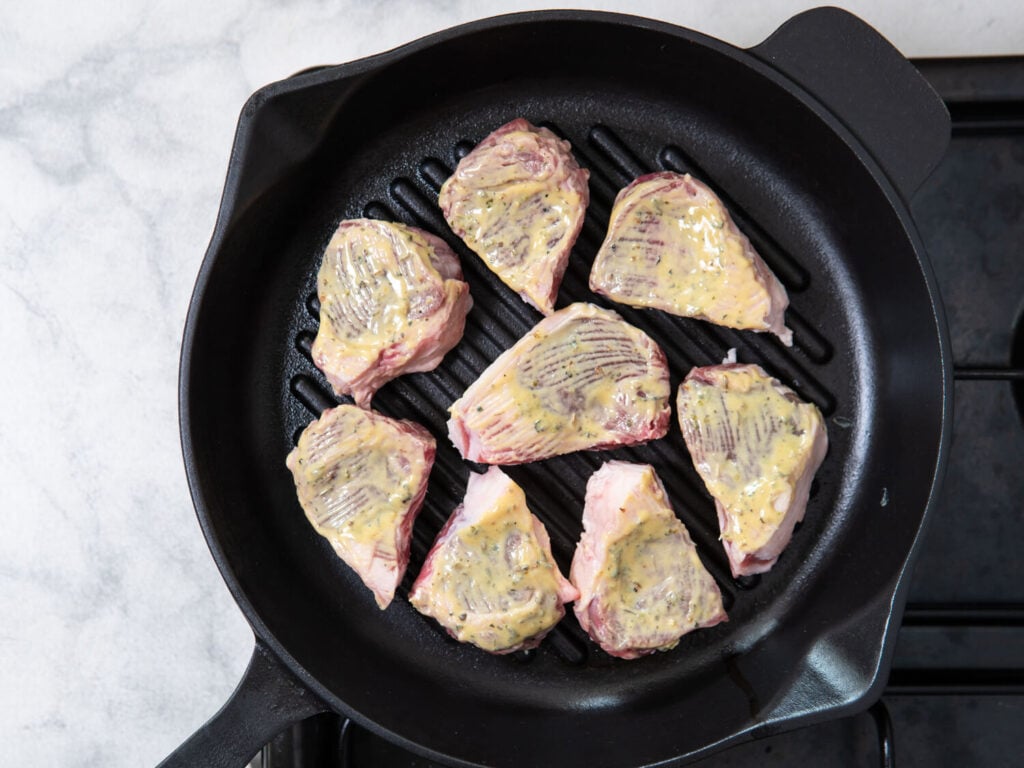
750, 7, 950, 201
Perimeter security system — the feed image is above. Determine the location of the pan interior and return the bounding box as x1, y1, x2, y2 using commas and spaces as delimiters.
183, 17, 945, 768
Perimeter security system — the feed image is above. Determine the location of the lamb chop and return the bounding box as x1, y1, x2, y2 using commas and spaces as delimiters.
312, 218, 472, 408
286, 404, 435, 609
590, 172, 792, 345
409, 467, 578, 654
447, 302, 671, 465
676, 363, 828, 577
439, 118, 590, 314
571, 461, 727, 659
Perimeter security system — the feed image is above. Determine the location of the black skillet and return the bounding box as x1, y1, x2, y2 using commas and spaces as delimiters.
161, 8, 951, 767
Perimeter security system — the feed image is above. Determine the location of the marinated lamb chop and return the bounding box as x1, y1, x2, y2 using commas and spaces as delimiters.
409, 467, 578, 654
676, 364, 828, 577
312, 218, 472, 408
447, 302, 671, 465
590, 172, 792, 345
286, 404, 435, 609
571, 462, 727, 659
439, 118, 590, 314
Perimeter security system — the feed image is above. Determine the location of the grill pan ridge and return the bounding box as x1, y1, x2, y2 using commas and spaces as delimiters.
165, 9, 951, 768
288, 122, 840, 641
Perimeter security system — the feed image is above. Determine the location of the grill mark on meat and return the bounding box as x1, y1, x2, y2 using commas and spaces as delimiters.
448, 303, 670, 465
312, 219, 472, 408
590, 171, 793, 345
316, 484, 372, 530
677, 364, 828, 577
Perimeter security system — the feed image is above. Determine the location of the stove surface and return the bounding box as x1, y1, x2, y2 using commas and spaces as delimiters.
253, 57, 1024, 768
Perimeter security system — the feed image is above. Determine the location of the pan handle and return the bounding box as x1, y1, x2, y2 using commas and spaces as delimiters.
749, 7, 950, 200
157, 639, 328, 768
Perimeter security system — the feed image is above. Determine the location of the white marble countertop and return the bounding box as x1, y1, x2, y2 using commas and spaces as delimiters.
2, 1, 1020, 765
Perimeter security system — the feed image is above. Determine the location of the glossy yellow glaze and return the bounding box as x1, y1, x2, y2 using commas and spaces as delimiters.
286, 405, 431, 607
440, 122, 585, 314
314, 219, 460, 381
411, 479, 565, 652
448, 303, 669, 462
596, 467, 724, 648
592, 174, 769, 330
446, 181, 581, 311
678, 366, 824, 552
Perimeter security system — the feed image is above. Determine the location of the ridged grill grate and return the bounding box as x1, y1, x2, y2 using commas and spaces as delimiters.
286, 122, 840, 664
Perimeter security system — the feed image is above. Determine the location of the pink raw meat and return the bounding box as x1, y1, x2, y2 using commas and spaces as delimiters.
677, 363, 828, 577
571, 461, 727, 659
590, 172, 792, 345
439, 118, 590, 314
286, 404, 435, 609
447, 302, 671, 465
312, 218, 472, 408
409, 467, 577, 654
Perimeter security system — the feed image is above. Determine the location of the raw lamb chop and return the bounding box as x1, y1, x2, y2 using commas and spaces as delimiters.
409, 467, 578, 654
590, 172, 792, 345
676, 364, 828, 577
286, 404, 435, 609
571, 462, 727, 659
312, 218, 472, 408
439, 118, 590, 314
447, 302, 671, 465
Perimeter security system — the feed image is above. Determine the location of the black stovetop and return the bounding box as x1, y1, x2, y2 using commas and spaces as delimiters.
253, 57, 1024, 768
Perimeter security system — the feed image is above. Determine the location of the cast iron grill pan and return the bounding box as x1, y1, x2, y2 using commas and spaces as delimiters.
172, 10, 950, 768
